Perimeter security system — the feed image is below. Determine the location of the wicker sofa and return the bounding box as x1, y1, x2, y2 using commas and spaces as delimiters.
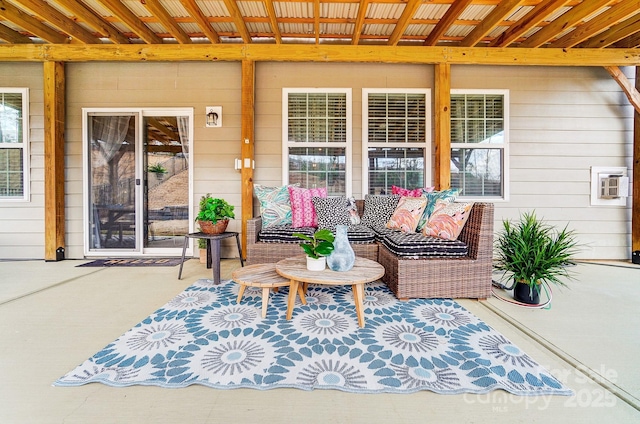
246, 200, 494, 300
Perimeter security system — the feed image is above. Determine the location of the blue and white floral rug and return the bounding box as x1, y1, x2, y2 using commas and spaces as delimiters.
55, 279, 572, 396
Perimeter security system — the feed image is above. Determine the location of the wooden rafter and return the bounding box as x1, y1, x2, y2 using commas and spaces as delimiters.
460, 0, 524, 47
424, 0, 474, 46
0, 22, 33, 43
550, 1, 640, 48
12, 0, 100, 44
387, 0, 422, 46
0, 0, 69, 44
263, 0, 282, 43
351, 0, 369, 45
579, 15, 640, 48
222, 0, 251, 42
519, 0, 611, 48
97, 0, 162, 44
179, 0, 220, 43
615, 30, 640, 48
55, 0, 130, 44
147, 117, 178, 142
142, 0, 192, 44
489, 0, 569, 47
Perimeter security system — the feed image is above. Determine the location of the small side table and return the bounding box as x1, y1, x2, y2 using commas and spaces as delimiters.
178, 231, 244, 284
232, 263, 306, 318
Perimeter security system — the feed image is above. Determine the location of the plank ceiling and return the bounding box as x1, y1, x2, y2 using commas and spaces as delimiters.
0, 0, 639, 49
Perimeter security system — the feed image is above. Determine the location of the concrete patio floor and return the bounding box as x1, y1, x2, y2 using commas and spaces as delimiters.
0, 258, 638, 423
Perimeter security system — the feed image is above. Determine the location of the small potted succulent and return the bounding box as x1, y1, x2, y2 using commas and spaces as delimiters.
195, 194, 235, 234
293, 229, 335, 271
494, 211, 579, 304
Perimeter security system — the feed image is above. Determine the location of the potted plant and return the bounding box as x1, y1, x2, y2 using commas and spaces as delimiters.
293, 229, 335, 271
148, 163, 167, 180
195, 194, 235, 234
494, 211, 579, 304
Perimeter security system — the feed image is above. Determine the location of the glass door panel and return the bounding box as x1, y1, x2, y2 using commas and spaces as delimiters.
144, 115, 190, 250
87, 113, 139, 251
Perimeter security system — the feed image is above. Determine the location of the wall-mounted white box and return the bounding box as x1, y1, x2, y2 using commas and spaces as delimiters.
590, 166, 629, 206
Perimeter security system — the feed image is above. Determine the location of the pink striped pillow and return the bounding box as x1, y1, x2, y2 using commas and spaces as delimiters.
288, 186, 328, 228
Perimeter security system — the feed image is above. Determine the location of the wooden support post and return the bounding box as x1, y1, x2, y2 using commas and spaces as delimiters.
241, 60, 255, 259
633, 66, 640, 264
43, 61, 66, 261
434, 63, 451, 190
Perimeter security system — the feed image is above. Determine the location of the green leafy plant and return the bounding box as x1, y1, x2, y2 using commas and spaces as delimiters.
198, 238, 207, 249
494, 211, 579, 294
148, 163, 167, 174
195, 194, 235, 224
293, 229, 335, 259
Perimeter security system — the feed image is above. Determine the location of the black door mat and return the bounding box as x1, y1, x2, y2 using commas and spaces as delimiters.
77, 258, 183, 267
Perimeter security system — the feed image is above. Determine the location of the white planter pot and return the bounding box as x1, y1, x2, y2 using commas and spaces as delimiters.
306, 256, 326, 271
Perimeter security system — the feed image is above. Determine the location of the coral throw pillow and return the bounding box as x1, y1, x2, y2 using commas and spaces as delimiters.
422, 201, 474, 240
391, 185, 435, 198
386, 196, 428, 233
288, 186, 327, 228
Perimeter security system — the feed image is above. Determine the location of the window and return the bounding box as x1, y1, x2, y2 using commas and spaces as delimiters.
0, 88, 29, 201
362, 89, 431, 195
283, 89, 351, 196
450, 90, 509, 200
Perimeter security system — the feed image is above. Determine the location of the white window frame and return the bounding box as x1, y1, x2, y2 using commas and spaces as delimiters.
0, 88, 29, 202
450, 89, 510, 202
282, 88, 352, 196
362, 88, 431, 196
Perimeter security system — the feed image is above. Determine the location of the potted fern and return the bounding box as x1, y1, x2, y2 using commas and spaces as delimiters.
195, 194, 235, 234
293, 229, 335, 271
494, 211, 579, 304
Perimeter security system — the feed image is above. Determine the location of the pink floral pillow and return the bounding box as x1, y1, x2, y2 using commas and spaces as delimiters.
288, 186, 328, 228
391, 185, 435, 197
422, 200, 474, 240
386, 196, 427, 233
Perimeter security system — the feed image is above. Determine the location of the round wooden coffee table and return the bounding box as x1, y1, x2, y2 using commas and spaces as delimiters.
232, 263, 306, 318
275, 256, 385, 328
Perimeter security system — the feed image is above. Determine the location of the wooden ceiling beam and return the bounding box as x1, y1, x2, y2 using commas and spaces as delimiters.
263, 0, 282, 43
97, 0, 162, 44
424, 0, 474, 46
179, 0, 220, 43
489, 0, 569, 47
0, 22, 33, 43
142, 0, 192, 44
0, 0, 69, 44
460, 0, 524, 47
351, 0, 369, 45
579, 16, 640, 48
55, 0, 130, 44
222, 0, 251, 42
614, 30, 640, 48
1, 44, 640, 66
387, 0, 422, 46
519, 0, 611, 48
550, 1, 640, 48
13, 0, 100, 44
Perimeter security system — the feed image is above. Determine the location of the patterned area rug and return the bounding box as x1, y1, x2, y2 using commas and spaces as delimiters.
55, 279, 572, 395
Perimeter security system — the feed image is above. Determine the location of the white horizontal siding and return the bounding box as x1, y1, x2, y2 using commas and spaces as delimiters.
0, 63, 44, 259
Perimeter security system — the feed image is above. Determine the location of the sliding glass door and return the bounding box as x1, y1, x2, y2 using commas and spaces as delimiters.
84, 108, 193, 256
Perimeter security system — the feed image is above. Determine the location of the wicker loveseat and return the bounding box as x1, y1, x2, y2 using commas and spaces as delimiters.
246, 200, 494, 300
